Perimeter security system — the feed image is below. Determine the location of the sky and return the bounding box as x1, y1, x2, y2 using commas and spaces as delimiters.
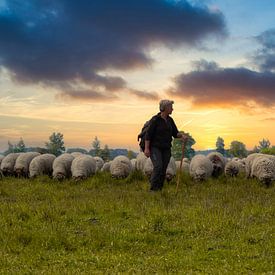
0, 0, 275, 152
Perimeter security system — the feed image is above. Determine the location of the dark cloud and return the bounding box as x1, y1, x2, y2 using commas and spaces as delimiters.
0, 0, 226, 100
168, 60, 275, 108
253, 29, 275, 72
129, 89, 160, 101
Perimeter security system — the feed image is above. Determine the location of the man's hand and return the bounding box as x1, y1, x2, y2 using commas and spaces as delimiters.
144, 148, 150, 157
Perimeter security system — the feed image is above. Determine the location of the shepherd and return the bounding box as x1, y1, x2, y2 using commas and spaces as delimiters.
144, 99, 188, 191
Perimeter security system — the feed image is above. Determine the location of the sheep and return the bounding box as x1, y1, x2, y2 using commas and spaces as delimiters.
101, 161, 112, 172
110, 155, 132, 179
70, 152, 83, 158
166, 157, 177, 182
93, 156, 104, 172
14, 152, 40, 177
143, 157, 153, 178
29, 154, 56, 178
251, 156, 275, 186
52, 153, 75, 180
190, 154, 213, 181
206, 152, 225, 177
225, 160, 241, 177
0, 154, 5, 166
130, 159, 137, 171
245, 153, 272, 178
136, 152, 148, 171
71, 155, 96, 181
0, 153, 22, 176
175, 160, 190, 174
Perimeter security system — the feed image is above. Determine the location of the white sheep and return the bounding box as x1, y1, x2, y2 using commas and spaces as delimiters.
52, 153, 75, 180
29, 154, 56, 178
143, 157, 153, 178
110, 155, 132, 179
0, 154, 5, 166
130, 159, 137, 170
175, 160, 190, 174
93, 156, 104, 172
225, 160, 241, 177
70, 152, 83, 158
245, 153, 271, 178
190, 154, 213, 181
14, 152, 40, 177
166, 157, 177, 182
0, 153, 22, 176
206, 152, 225, 177
251, 156, 275, 186
136, 152, 148, 171
71, 155, 96, 181
101, 161, 112, 172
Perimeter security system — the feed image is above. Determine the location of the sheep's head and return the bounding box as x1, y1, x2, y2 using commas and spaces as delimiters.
54, 172, 66, 181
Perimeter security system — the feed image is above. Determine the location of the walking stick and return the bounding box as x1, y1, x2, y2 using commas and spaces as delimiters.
176, 138, 185, 193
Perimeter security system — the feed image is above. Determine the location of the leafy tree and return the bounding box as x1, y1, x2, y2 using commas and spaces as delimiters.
14, 137, 26, 153
258, 138, 270, 150
172, 132, 196, 160
99, 144, 111, 161
229, 140, 247, 158
215, 136, 225, 155
260, 146, 275, 155
92, 136, 101, 156
45, 132, 65, 156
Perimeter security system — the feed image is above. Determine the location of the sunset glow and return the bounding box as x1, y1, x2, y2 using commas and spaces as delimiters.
0, 0, 274, 152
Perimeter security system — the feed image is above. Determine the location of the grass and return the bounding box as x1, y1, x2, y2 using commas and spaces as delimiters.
0, 171, 274, 273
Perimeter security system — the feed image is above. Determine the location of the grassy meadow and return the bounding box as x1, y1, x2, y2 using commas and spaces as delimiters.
0, 171, 274, 273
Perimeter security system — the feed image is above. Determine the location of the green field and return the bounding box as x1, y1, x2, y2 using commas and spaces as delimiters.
0, 172, 274, 273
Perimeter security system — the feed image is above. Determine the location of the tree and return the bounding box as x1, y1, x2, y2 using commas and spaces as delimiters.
260, 146, 275, 155
91, 136, 101, 156
215, 136, 225, 155
99, 144, 111, 161
258, 138, 270, 150
172, 132, 196, 160
45, 132, 65, 156
14, 137, 26, 153
229, 140, 247, 158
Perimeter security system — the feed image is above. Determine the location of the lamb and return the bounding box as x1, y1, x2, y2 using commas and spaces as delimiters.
71, 155, 96, 181
52, 153, 75, 180
143, 157, 153, 178
101, 161, 112, 172
225, 160, 241, 177
14, 152, 40, 177
29, 154, 56, 178
166, 157, 177, 182
189, 154, 213, 181
130, 159, 137, 171
175, 160, 190, 174
246, 153, 275, 178
110, 155, 132, 179
93, 156, 104, 172
251, 156, 275, 186
206, 152, 225, 177
136, 152, 148, 171
0, 153, 22, 176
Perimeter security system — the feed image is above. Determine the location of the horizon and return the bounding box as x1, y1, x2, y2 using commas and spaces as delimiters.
1, 0, 275, 151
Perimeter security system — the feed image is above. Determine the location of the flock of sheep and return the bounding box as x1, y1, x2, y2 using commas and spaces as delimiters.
0, 151, 274, 186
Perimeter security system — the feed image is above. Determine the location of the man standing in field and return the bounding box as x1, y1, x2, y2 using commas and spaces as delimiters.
144, 99, 188, 191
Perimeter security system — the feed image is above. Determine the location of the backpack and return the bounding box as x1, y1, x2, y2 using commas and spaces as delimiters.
137, 116, 157, 151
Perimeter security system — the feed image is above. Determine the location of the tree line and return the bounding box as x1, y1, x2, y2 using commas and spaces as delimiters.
2, 133, 137, 161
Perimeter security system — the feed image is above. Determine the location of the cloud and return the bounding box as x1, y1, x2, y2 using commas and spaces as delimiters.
129, 89, 160, 101
168, 59, 275, 108
0, 0, 226, 100
253, 29, 275, 72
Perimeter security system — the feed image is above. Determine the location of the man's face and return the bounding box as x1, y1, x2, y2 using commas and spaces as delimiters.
166, 104, 173, 114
